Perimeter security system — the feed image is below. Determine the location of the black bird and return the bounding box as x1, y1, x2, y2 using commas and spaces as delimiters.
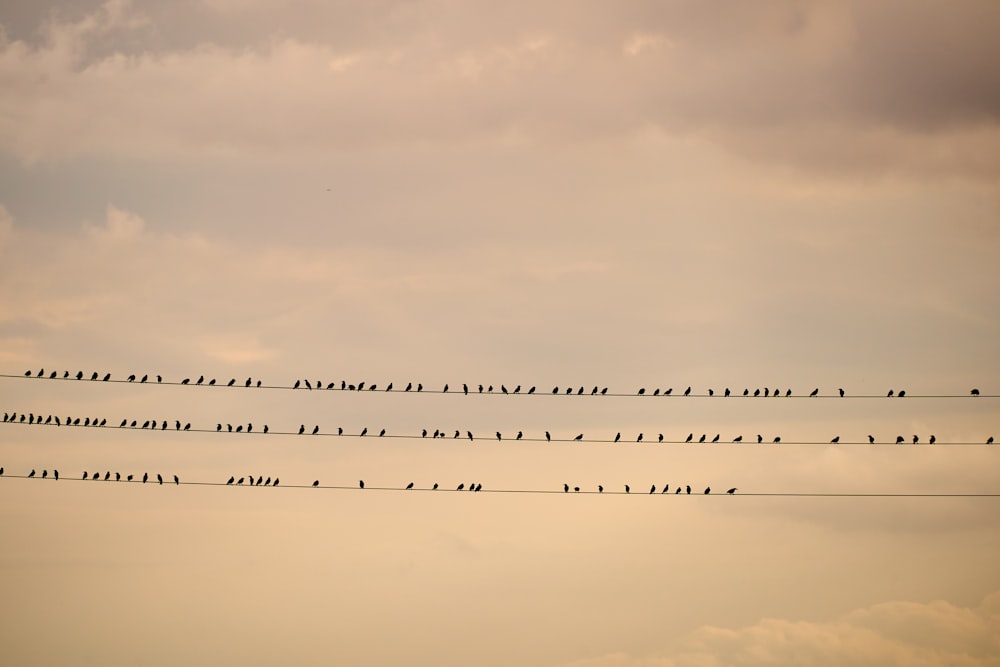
662, 485, 669, 493
196, 375, 204, 385
725, 388, 730, 397
76, 371, 84, 380
727, 488, 737, 494
82, 471, 87, 479
564, 484, 569, 493
218, 424, 223, 432
733, 435, 743, 442
638, 388, 646, 396
664, 388, 672, 395
528, 386, 536, 394
839, 388, 845, 397
501, 385, 507, 394
574, 434, 584, 441
417, 384, 423, 391
658, 434, 664, 442
698, 434, 706, 443
463, 383, 468, 394
157, 474, 163, 485
913, 435, 919, 444
359, 427, 367, 436
614, 432, 621, 443
457, 483, 464, 491
62, 370, 68, 378
764, 388, 769, 397
380, 429, 386, 437
988, 437, 995, 444
54, 470, 59, 480
293, 380, 301, 389
653, 389, 660, 396
228, 378, 236, 387
496, 431, 502, 442
649, 485, 655, 494
785, 389, 791, 397
772, 437, 781, 443
312, 480, 319, 487
264, 478, 271, 486
91, 372, 99, 380
971, 388, 980, 396
625, 485, 630, 493
184, 423, 191, 431
598, 485, 603, 493
104, 471, 110, 481
273, 478, 279, 486
897, 390, 905, 397
384, 382, 392, 391
704, 487, 711, 494
552, 386, 559, 394
227, 477, 234, 485
869, 435, 875, 444
708, 389, 714, 397
753, 389, 760, 397
235, 477, 244, 485
157, 375, 162, 383
757, 434, 763, 443
174, 475, 179, 485
810, 388, 819, 397
478, 384, 484, 393
637, 433, 644, 442
743, 388, 749, 396
831, 436, 840, 443
127, 474, 133, 481
896, 435, 904, 444
405, 382, 412, 391
887, 389, 894, 397
305, 379, 312, 390
422, 429, 428, 438
574, 487, 580, 492
567, 388, 573, 395
516, 431, 523, 440
475, 484, 482, 492
128, 374, 136, 382
143, 472, 148, 483
120, 419, 127, 428
514, 385, 521, 394
182, 378, 190, 385
929, 435, 936, 444
246, 378, 252, 387
406, 482, 414, 490
28, 469, 35, 478
299, 425, 305, 435
684, 386, 691, 396
545, 431, 551, 442
313, 426, 320, 435
432, 483, 438, 490
686, 433, 693, 443
711, 434, 720, 443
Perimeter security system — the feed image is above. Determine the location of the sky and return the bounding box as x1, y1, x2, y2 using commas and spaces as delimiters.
1, 1, 999, 665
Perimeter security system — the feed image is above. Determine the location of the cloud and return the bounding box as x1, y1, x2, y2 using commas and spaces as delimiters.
0, 1, 998, 179
560, 591, 1000, 667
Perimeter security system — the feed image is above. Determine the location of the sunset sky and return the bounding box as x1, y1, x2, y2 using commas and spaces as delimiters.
1, 1, 999, 665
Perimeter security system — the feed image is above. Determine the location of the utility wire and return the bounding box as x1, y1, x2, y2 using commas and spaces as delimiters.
2, 373, 993, 399
1, 419, 995, 446
1, 475, 998, 497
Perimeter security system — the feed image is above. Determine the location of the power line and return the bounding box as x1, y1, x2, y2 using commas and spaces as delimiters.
2, 419, 995, 446
1, 475, 998, 497
2, 373, 993, 399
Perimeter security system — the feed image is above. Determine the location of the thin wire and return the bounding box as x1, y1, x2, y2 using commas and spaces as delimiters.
1, 374, 993, 398
1, 475, 998, 497
1, 420, 995, 446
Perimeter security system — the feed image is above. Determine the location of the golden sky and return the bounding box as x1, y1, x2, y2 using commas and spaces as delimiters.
1, 1, 999, 665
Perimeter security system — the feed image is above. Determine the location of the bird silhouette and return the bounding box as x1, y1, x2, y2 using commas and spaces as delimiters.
174, 475, 179, 485
638, 388, 645, 396
869, 435, 875, 444
601, 388, 608, 395
698, 434, 706, 443
686, 485, 691, 494
227, 477, 234, 485
574, 434, 584, 441
753, 389, 760, 397
773, 437, 781, 443
649, 485, 656, 494
757, 434, 763, 443
887, 389, 894, 397
28, 469, 35, 478
913, 435, 919, 444
989, 437, 995, 444
704, 487, 711, 494
711, 434, 720, 443
685, 433, 693, 443
971, 388, 980, 396
896, 436, 904, 444
684, 387, 691, 396
516, 431, 523, 440
359, 427, 367, 436
496, 431, 502, 442
733, 435, 743, 442
625, 485, 630, 493
417, 384, 423, 391
727, 488, 737, 494
552, 387, 559, 394
598, 485, 603, 493
724, 388, 730, 397
637, 433, 644, 442
545, 431, 551, 442
82, 471, 87, 479
831, 436, 840, 443
929, 435, 936, 444
157, 474, 163, 485
312, 480, 319, 487
614, 432, 621, 443
810, 388, 819, 397
432, 483, 438, 490
457, 483, 464, 491
127, 474, 133, 481
54, 470, 59, 480
529, 386, 536, 394
839, 388, 845, 397
564, 484, 569, 493
143, 473, 148, 483
406, 482, 414, 490
658, 434, 664, 442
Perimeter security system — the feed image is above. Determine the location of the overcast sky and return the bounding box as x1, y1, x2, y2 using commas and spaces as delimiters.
1, 1, 999, 665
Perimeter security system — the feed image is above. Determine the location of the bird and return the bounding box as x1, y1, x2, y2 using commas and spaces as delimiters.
896, 436, 904, 444
246, 378, 252, 387
313, 426, 320, 435
157, 474, 163, 484
869, 435, 875, 444
757, 434, 763, 443
228, 378, 236, 387
516, 431, 523, 440
574, 434, 584, 441
552, 386, 559, 394
359, 427, 366, 436
711, 434, 720, 443
196, 375, 204, 385
707, 388, 714, 397
773, 437, 781, 443
685, 433, 693, 443
839, 388, 845, 397
104, 471, 110, 481
733, 435, 743, 442
386, 383, 392, 391
638, 388, 645, 396
174, 475, 179, 485
417, 384, 423, 392
724, 388, 730, 397
545, 431, 551, 442
684, 386, 691, 396
598, 485, 604, 493
898, 390, 906, 397
686, 485, 691, 494
501, 385, 507, 394
614, 432, 621, 443
182, 378, 191, 385
727, 488, 737, 494
753, 389, 760, 397
564, 484, 569, 493
989, 437, 995, 444
496, 431, 502, 442
76, 371, 83, 380
128, 374, 136, 382
406, 482, 414, 490
28, 469, 35, 478
91, 372, 99, 380
661, 485, 669, 493
601, 388, 608, 395
704, 487, 711, 494
831, 436, 840, 443
379, 429, 386, 437
658, 434, 664, 443
82, 471, 87, 479
184, 423, 191, 431
971, 388, 980, 396
887, 389, 894, 397
649, 485, 656, 494
637, 433, 644, 442
432, 483, 438, 490
929, 435, 936, 444
913, 435, 919, 444
127, 474, 133, 481
457, 483, 464, 491
529, 386, 536, 394
653, 389, 660, 396
305, 379, 312, 390
810, 388, 819, 397
227, 477, 234, 485
313, 480, 319, 487
54, 470, 59, 480
698, 434, 706, 443
143, 473, 148, 483
299, 425, 305, 435
625, 485, 630, 493
406, 382, 412, 391
293, 380, 301, 389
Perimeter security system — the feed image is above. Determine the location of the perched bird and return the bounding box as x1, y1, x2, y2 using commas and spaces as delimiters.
727, 488, 737, 495
686, 485, 691, 494
379, 429, 385, 437
989, 437, 995, 444
887, 389, 894, 397
313, 426, 320, 435
685, 433, 693, 443
598, 485, 603, 493
707, 389, 714, 397
406, 482, 414, 490
293, 380, 301, 389
28, 469, 36, 478
305, 380, 312, 390
496, 431, 502, 442
658, 434, 664, 443
757, 435, 763, 443
82, 471, 87, 479
898, 390, 906, 397
143, 473, 148, 483
359, 427, 366, 436
552, 386, 559, 394
91, 372, 99, 380
432, 483, 438, 490
182, 378, 190, 385
299, 425, 305, 435
698, 434, 706, 443
417, 383, 423, 391
704, 487, 711, 494
196, 375, 204, 385
625, 485, 630, 494
773, 437, 781, 443
104, 471, 110, 481
529, 386, 536, 394
649, 485, 656, 494
463, 383, 468, 394
313, 480, 319, 487
128, 374, 136, 382
545, 431, 551, 442
839, 388, 845, 397
614, 432, 621, 443
127, 474, 133, 481
54, 470, 59, 480
913, 435, 919, 444
227, 378, 235, 387
273, 478, 279, 486
754, 389, 760, 397
227, 477, 235, 485
638, 388, 646, 396
733, 435, 743, 443
637, 433, 644, 442
359, 480, 364, 488
831, 436, 840, 443
661, 485, 669, 493
574, 434, 584, 441
869, 435, 875, 444
174, 475, 179, 485
516, 431, 523, 440
725, 388, 730, 397
711, 434, 720, 443
236, 477, 244, 485
601, 388, 608, 395
684, 386, 691, 396
810, 388, 819, 397
406, 382, 412, 392
971, 388, 980, 396
457, 483, 465, 491
929, 435, 936, 444
896, 436, 904, 444
564, 484, 569, 493
157, 474, 163, 485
